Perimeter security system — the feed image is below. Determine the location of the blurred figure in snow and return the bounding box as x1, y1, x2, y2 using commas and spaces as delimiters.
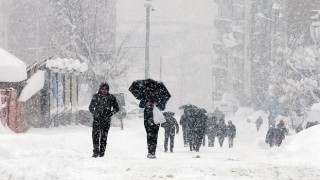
161, 112, 179, 152
256, 116, 263, 132
226, 120, 236, 148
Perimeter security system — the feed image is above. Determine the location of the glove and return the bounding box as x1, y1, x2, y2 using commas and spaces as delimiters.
176, 130, 179, 134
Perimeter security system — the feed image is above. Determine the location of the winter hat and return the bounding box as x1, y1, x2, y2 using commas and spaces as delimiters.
99, 82, 109, 90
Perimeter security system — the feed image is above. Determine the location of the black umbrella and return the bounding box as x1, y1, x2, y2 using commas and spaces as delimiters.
178, 104, 198, 110
163, 111, 175, 117
200, 108, 207, 114
129, 78, 171, 107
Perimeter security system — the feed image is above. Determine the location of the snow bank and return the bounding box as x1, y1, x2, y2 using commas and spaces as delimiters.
305, 103, 320, 125
286, 125, 320, 166
0, 48, 27, 82
18, 70, 45, 102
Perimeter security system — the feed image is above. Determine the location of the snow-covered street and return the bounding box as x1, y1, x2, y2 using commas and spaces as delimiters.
1, 111, 320, 180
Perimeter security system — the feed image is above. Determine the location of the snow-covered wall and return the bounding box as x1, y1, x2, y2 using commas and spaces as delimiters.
0, 48, 27, 82
18, 70, 45, 102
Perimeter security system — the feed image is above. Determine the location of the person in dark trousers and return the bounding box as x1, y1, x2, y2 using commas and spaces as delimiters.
265, 124, 277, 147
226, 120, 236, 148
276, 120, 288, 146
295, 124, 303, 133
188, 108, 207, 157
161, 112, 179, 152
207, 116, 218, 147
256, 116, 263, 132
139, 87, 165, 159
180, 111, 189, 147
89, 83, 119, 158
217, 118, 227, 147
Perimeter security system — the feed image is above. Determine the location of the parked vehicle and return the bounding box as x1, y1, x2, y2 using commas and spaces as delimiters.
127, 108, 144, 119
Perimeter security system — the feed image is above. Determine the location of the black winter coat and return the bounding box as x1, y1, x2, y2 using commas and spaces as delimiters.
226, 124, 236, 138
89, 93, 119, 119
161, 116, 179, 133
179, 114, 188, 127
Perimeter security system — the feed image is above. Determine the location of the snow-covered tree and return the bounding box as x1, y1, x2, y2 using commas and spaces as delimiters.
270, 36, 320, 127
49, 0, 129, 90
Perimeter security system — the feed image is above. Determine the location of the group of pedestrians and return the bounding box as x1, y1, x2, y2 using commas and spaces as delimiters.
88, 83, 237, 159
265, 120, 288, 147
179, 107, 237, 153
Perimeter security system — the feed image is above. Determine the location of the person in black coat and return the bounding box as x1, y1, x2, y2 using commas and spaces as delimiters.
256, 116, 263, 132
188, 108, 207, 153
161, 112, 179, 152
139, 87, 166, 159
265, 124, 277, 147
89, 83, 119, 158
180, 111, 189, 147
276, 120, 288, 146
216, 118, 227, 147
226, 120, 236, 148
207, 116, 218, 147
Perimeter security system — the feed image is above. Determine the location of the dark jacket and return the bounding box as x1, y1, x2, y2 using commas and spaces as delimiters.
265, 127, 277, 144
188, 109, 207, 136
161, 115, 179, 133
89, 93, 119, 119
139, 93, 166, 111
217, 120, 227, 138
226, 123, 236, 138
179, 113, 188, 127
206, 116, 218, 135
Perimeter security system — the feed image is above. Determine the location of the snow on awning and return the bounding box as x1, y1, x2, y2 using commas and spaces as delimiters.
0, 48, 27, 82
46, 58, 88, 73
18, 70, 45, 102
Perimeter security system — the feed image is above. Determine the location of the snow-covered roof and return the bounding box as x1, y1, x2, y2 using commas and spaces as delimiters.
18, 70, 45, 102
0, 48, 27, 82
46, 58, 88, 73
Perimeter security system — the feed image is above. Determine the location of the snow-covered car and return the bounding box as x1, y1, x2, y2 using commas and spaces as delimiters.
126, 108, 144, 119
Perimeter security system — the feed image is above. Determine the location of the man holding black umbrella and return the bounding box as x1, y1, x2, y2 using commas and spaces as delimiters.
139, 87, 165, 159
129, 79, 171, 159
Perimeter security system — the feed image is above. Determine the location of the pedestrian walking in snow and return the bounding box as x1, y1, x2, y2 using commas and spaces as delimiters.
139, 88, 166, 159
265, 124, 277, 147
275, 120, 287, 146
180, 111, 189, 147
187, 108, 207, 156
161, 112, 179, 152
129, 79, 171, 159
256, 116, 263, 132
89, 83, 119, 158
206, 115, 218, 147
226, 120, 236, 148
216, 118, 227, 147
295, 124, 303, 133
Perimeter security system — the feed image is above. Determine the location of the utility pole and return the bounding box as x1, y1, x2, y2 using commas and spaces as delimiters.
160, 57, 162, 81
36, 0, 40, 61
145, 0, 152, 79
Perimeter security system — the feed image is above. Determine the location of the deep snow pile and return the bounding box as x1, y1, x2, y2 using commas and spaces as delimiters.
1, 108, 320, 179
305, 103, 320, 126
286, 125, 320, 166
0, 48, 27, 82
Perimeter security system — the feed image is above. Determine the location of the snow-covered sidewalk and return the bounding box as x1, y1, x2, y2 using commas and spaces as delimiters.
1, 118, 320, 180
